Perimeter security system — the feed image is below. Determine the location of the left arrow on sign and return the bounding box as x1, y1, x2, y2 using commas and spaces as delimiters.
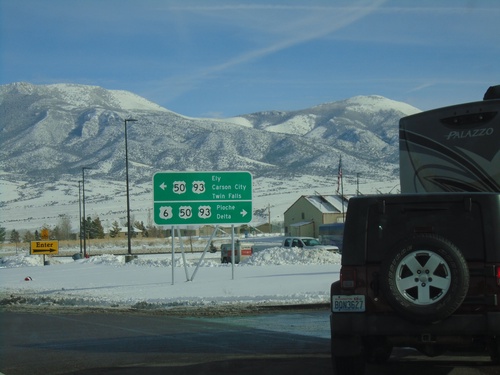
160, 182, 167, 190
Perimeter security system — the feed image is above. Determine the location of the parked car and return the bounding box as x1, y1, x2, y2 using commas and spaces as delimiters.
319, 223, 345, 252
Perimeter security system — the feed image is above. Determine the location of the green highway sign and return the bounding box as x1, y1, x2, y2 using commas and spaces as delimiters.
154, 171, 252, 201
154, 201, 252, 225
153, 171, 252, 225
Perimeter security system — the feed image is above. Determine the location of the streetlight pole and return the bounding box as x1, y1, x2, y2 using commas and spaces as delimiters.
356, 173, 360, 196
82, 167, 92, 258
124, 118, 137, 259
78, 180, 83, 255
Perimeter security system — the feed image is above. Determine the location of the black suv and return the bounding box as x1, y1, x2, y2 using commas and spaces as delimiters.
330, 87, 500, 374
330, 193, 500, 374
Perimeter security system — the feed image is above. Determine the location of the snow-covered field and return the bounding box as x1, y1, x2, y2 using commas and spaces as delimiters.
0, 244, 341, 313
0, 172, 400, 233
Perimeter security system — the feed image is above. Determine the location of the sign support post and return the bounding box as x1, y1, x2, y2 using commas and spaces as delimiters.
190, 225, 219, 282
171, 226, 174, 285
176, 227, 190, 281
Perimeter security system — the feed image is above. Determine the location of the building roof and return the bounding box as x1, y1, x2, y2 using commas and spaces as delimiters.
285, 194, 348, 215
290, 221, 313, 227
307, 195, 347, 213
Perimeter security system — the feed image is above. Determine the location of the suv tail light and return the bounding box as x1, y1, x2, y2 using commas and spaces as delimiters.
340, 267, 357, 289
496, 265, 500, 286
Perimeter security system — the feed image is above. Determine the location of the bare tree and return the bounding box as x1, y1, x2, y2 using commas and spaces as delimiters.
57, 214, 73, 240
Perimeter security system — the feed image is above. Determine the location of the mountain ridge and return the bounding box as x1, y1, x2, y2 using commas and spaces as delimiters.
0, 82, 420, 231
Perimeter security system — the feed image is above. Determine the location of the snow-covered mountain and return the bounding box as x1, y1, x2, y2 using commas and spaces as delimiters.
0, 82, 420, 231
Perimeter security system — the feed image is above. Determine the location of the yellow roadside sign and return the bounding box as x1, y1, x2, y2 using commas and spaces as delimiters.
31, 241, 59, 255
41, 229, 50, 240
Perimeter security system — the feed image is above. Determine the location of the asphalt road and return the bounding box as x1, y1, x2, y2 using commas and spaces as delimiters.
0, 307, 331, 375
0, 308, 499, 375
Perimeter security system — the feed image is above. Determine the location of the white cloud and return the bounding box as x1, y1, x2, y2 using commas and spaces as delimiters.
151, 0, 387, 104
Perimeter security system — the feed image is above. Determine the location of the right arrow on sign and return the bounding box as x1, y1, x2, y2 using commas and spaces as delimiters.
33, 248, 57, 253
240, 209, 247, 217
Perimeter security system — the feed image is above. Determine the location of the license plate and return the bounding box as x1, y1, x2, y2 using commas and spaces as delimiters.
332, 295, 365, 312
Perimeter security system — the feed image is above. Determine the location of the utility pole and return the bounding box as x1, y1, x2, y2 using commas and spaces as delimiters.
124, 118, 138, 262
82, 167, 92, 257
78, 180, 83, 255
268, 204, 271, 233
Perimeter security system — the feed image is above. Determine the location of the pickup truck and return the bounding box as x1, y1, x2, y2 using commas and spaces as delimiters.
282, 237, 339, 252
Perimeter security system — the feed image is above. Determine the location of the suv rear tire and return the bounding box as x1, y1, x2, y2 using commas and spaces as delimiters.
380, 234, 470, 323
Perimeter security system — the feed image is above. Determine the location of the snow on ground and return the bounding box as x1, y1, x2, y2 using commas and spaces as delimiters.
0, 247, 341, 311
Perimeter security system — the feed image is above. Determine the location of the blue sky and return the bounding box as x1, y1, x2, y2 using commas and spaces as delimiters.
1, 0, 499, 118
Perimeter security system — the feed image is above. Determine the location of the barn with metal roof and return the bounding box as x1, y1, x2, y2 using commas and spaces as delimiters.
284, 194, 348, 237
